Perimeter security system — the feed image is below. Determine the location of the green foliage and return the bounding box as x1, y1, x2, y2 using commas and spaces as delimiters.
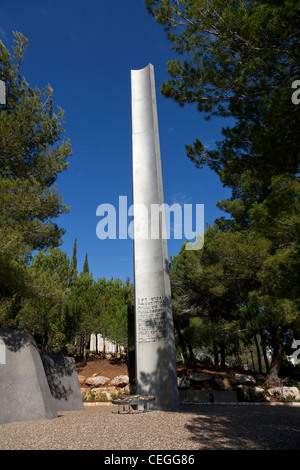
19, 248, 71, 351
170, 222, 299, 372
83, 253, 89, 274
64, 272, 134, 356
67, 273, 98, 338
147, 0, 299, 382
5, 242, 135, 354
146, 0, 300, 213
146, 0, 299, 115
93, 277, 134, 349
0, 32, 72, 308
69, 238, 78, 285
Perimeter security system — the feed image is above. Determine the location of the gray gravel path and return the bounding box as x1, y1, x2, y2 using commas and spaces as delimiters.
0, 404, 299, 451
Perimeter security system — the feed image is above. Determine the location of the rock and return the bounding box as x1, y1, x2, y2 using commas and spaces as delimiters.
109, 375, 129, 387
123, 384, 131, 394
214, 375, 233, 390
189, 372, 212, 382
254, 374, 266, 385
91, 386, 121, 400
178, 375, 191, 388
266, 386, 300, 402
253, 386, 265, 401
234, 373, 256, 386
81, 388, 91, 399
236, 385, 265, 402
85, 375, 110, 386
78, 374, 86, 385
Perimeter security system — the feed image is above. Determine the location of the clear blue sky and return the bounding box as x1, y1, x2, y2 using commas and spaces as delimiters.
1, 0, 232, 282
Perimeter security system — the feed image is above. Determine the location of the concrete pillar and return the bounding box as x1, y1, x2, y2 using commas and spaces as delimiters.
0, 80, 5, 105
97, 334, 104, 353
90, 333, 96, 352
98, 337, 101, 353
131, 64, 179, 411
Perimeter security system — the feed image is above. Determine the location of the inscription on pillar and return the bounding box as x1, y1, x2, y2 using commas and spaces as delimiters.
137, 295, 167, 342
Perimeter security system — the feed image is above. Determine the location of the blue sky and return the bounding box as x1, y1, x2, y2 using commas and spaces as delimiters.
1, 0, 232, 282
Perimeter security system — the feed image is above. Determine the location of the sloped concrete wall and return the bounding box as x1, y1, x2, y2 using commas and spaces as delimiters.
40, 351, 83, 412
0, 329, 57, 425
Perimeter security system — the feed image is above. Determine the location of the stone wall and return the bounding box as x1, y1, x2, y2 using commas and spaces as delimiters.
79, 367, 300, 404
0, 329, 57, 424
177, 370, 300, 403
79, 373, 131, 401
0, 329, 83, 424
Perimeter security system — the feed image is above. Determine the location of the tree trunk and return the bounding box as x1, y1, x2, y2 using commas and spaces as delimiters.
188, 342, 194, 360
79, 335, 83, 357
260, 330, 270, 373
220, 344, 226, 368
174, 319, 188, 359
82, 334, 87, 365
265, 324, 282, 387
127, 347, 135, 385
126, 346, 131, 382
213, 342, 219, 366
250, 349, 255, 371
253, 333, 263, 373
74, 335, 78, 356
234, 340, 242, 370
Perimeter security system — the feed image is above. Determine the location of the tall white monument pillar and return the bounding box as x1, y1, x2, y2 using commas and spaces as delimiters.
0, 80, 6, 105
131, 64, 179, 411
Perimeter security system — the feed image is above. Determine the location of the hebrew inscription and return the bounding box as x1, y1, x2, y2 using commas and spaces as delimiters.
137, 295, 167, 342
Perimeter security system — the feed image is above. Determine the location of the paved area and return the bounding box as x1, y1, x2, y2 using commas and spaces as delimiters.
0, 404, 299, 450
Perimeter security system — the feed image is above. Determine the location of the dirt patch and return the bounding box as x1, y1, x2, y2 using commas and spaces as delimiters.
77, 358, 129, 388
77, 357, 247, 386
177, 360, 242, 377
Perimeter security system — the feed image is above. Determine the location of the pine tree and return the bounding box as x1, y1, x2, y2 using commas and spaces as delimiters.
145, 0, 300, 206
72, 238, 78, 271
146, 0, 300, 386
83, 253, 89, 275
69, 238, 78, 285
0, 32, 72, 321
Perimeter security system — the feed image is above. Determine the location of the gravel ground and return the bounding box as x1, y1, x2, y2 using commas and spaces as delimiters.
0, 404, 299, 451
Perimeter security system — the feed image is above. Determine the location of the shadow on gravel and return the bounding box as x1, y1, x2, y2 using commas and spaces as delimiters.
181, 405, 300, 450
